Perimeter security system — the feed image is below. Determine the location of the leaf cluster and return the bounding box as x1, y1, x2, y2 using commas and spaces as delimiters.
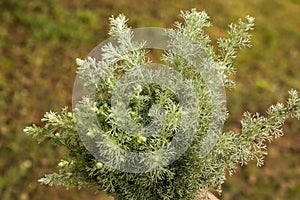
24, 9, 300, 200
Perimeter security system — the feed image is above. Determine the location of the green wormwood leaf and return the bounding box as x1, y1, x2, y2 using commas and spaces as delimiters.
24, 9, 299, 200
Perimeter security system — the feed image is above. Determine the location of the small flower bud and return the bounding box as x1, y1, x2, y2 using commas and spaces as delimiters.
86, 129, 94, 138
246, 16, 255, 23
58, 160, 69, 167
137, 135, 147, 144
76, 58, 85, 66
96, 162, 103, 169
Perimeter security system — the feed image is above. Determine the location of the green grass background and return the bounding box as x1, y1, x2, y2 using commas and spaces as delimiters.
0, 0, 299, 199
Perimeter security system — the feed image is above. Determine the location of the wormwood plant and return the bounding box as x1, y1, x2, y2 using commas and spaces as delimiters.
24, 9, 300, 200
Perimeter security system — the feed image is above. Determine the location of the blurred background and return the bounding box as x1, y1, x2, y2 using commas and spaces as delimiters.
0, 0, 299, 199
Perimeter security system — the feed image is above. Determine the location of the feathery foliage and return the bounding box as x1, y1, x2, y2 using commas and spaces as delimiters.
24, 9, 300, 200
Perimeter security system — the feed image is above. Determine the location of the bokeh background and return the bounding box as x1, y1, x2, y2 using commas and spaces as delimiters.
1, 0, 300, 199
